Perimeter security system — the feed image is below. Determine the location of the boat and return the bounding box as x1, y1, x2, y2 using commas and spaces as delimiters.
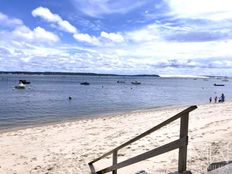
19, 80, 30, 84
15, 81, 26, 89
214, 84, 225, 86
80, 82, 90, 85
131, 81, 141, 85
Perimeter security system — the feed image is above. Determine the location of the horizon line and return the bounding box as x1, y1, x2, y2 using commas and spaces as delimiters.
0, 71, 230, 78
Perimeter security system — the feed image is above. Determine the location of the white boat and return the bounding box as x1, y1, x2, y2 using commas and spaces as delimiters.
131, 81, 141, 85
15, 81, 26, 89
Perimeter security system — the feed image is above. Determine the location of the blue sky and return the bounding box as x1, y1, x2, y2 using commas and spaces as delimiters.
1, 0, 232, 76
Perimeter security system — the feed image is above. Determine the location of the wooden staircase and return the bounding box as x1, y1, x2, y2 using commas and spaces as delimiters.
89, 106, 197, 174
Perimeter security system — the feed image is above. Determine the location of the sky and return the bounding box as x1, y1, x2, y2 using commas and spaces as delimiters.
0, 0, 232, 76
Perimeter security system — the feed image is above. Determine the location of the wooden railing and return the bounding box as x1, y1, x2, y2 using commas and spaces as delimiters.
89, 105, 197, 174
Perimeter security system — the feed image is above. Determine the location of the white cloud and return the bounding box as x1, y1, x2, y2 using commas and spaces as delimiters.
32, 7, 61, 22
32, 7, 77, 33
0, 12, 23, 27
31, 7, 102, 44
0, 12, 59, 44
73, 33, 99, 45
31, 7, 128, 45
125, 24, 161, 42
11, 26, 59, 43
12, 26, 34, 40
165, 0, 232, 21
33, 27, 60, 42
57, 20, 77, 33
100, 32, 124, 42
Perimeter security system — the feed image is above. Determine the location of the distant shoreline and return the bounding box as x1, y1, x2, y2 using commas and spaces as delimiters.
0, 71, 160, 77
1, 71, 230, 79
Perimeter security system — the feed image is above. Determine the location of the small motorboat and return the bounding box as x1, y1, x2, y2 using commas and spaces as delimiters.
117, 80, 125, 83
15, 81, 26, 89
131, 81, 141, 85
214, 83, 225, 86
19, 80, 30, 84
80, 82, 90, 85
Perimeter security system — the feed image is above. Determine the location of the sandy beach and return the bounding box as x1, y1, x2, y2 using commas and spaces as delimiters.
0, 102, 232, 174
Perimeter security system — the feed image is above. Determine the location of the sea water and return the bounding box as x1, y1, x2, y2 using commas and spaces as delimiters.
0, 74, 231, 129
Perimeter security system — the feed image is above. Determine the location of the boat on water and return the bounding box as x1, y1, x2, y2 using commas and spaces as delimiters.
19, 80, 30, 84
15, 81, 26, 89
80, 82, 90, 85
131, 81, 141, 85
214, 83, 225, 86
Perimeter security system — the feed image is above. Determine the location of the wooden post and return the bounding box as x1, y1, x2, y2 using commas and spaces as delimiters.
89, 162, 97, 174
178, 113, 189, 172
113, 151, 118, 174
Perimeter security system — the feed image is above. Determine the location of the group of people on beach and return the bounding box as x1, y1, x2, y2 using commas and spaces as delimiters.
209, 93, 225, 103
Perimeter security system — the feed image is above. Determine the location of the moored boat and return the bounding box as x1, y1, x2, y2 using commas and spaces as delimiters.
117, 80, 125, 83
19, 80, 30, 84
80, 82, 90, 85
214, 83, 225, 86
15, 81, 26, 89
131, 81, 141, 85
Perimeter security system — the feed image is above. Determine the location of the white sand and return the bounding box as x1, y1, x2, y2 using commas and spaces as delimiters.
0, 102, 232, 174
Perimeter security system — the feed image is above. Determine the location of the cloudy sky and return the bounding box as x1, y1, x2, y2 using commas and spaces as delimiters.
0, 0, 232, 76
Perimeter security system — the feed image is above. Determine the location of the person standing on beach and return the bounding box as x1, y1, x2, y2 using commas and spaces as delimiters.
221, 93, 225, 102
214, 96, 218, 103
209, 97, 212, 103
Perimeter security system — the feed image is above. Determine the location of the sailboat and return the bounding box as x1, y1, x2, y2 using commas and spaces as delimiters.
15, 81, 26, 89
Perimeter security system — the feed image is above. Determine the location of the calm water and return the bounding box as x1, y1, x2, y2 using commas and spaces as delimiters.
0, 74, 231, 130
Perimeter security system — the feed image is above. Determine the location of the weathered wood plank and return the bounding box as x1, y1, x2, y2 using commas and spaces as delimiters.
89, 162, 97, 174
96, 137, 188, 174
112, 151, 117, 174
178, 113, 189, 172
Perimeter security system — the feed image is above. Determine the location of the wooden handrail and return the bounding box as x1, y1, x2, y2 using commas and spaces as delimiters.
89, 105, 197, 174
97, 137, 187, 174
